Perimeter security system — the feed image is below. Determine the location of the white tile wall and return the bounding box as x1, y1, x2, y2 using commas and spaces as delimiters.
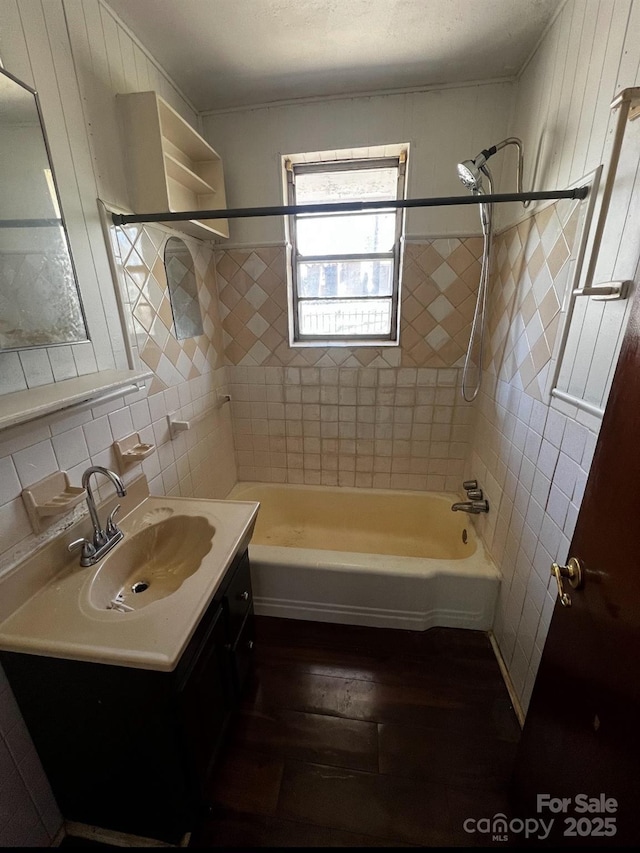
229, 365, 473, 490
515, 0, 640, 414
465, 0, 640, 719
0, 374, 234, 570
466, 374, 600, 715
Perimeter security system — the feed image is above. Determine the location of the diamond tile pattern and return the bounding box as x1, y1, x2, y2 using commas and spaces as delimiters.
112, 225, 224, 397
485, 199, 582, 401
215, 240, 483, 369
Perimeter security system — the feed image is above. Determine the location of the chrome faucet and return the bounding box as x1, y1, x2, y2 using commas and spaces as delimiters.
69, 466, 127, 567
451, 479, 490, 514
451, 499, 490, 514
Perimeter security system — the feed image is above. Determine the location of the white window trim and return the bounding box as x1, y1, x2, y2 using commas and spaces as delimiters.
283, 146, 408, 348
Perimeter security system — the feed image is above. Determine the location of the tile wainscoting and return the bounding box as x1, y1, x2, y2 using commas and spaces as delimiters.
228, 365, 473, 490
466, 198, 600, 715
216, 237, 483, 489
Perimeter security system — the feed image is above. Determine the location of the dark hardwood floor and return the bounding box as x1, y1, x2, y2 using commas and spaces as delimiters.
191, 617, 521, 848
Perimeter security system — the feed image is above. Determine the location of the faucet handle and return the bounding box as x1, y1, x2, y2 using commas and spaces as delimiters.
466, 488, 483, 500
106, 504, 121, 536
463, 479, 478, 491
68, 538, 96, 560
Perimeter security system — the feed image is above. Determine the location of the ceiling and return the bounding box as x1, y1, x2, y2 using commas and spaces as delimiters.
105, 0, 563, 112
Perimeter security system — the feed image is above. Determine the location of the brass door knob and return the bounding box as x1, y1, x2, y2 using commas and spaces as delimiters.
551, 557, 583, 607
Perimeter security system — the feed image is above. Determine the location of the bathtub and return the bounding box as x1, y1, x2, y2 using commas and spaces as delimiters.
227, 482, 500, 631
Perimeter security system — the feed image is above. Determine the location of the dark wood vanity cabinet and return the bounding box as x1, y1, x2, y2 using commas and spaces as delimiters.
0, 548, 254, 844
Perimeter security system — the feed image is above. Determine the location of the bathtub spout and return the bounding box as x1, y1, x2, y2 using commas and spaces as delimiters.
451, 499, 489, 514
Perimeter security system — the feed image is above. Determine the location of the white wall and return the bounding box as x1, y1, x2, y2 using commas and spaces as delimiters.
469, 0, 640, 717
507, 0, 640, 411
511, 0, 637, 208
0, 0, 122, 392
0, 0, 203, 395
62, 0, 198, 211
202, 82, 514, 245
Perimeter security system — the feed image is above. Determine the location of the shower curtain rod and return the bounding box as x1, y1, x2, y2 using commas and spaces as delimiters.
111, 187, 589, 226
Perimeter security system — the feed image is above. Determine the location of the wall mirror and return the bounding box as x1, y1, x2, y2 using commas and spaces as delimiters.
0, 67, 87, 352
164, 237, 203, 339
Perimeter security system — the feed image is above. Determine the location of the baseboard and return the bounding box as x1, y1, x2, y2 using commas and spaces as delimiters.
488, 631, 525, 728
63, 821, 190, 848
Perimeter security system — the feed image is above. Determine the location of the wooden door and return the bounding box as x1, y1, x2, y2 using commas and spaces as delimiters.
513, 288, 640, 846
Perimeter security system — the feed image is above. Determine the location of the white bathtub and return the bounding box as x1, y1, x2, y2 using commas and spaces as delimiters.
227, 482, 500, 631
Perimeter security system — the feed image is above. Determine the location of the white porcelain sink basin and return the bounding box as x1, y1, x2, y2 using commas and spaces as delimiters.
88, 514, 215, 612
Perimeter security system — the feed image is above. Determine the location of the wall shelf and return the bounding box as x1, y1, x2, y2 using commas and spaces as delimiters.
164, 153, 216, 195
0, 369, 152, 432
117, 91, 229, 241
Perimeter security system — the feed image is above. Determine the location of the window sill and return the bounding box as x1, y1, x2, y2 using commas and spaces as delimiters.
291, 339, 400, 348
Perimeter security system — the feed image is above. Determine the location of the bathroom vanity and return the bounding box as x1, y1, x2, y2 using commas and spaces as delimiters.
0, 479, 259, 844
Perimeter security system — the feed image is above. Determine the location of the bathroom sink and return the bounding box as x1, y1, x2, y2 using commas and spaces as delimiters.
0, 481, 259, 671
88, 514, 215, 612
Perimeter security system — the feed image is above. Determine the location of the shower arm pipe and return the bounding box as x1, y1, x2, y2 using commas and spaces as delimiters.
485, 137, 527, 204
111, 188, 588, 227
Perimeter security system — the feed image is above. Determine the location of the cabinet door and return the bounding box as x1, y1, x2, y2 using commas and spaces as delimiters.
230, 608, 255, 697
224, 550, 252, 645
178, 605, 233, 792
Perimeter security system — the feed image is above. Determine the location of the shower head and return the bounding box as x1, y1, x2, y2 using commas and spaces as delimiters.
457, 159, 484, 192
456, 145, 496, 192
456, 138, 528, 205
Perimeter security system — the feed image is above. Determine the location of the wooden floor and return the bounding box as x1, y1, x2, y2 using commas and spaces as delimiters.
191, 617, 521, 848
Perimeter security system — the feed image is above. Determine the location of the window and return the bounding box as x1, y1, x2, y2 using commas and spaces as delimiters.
284, 149, 407, 345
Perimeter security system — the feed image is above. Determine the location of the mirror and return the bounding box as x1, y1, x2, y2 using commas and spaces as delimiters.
0, 67, 87, 351
164, 237, 203, 339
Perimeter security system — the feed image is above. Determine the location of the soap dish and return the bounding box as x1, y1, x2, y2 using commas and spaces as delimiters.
113, 433, 155, 471
22, 471, 86, 533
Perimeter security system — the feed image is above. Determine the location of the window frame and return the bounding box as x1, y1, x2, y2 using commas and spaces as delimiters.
285, 153, 407, 347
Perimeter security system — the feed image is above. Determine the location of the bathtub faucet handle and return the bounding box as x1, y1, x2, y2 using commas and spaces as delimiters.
466, 488, 483, 500
462, 480, 477, 491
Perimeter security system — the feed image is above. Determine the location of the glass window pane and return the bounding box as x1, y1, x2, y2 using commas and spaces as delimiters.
298, 298, 392, 337
297, 213, 395, 255
298, 259, 393, 298
295, 167, 398, 204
